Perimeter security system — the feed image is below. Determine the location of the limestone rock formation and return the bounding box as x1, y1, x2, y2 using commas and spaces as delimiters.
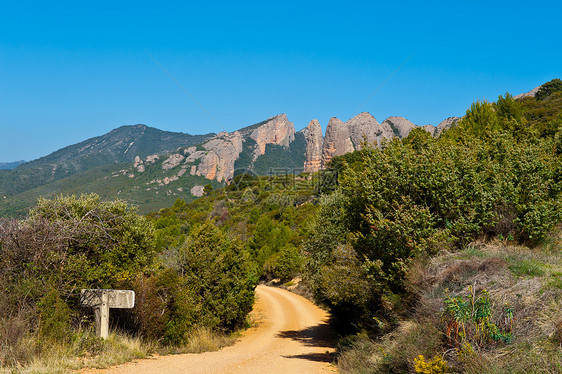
346, 112, 393, 149
302, 119, 324, 173
422, 125, 436, 136
514, 85, 541, 100
191, 185, 205, 197
133, 156, 145, 172
242, 113, 296, 160
196, 131, 243, 182
382, 116, 417, 138
434, 117, 461, 137
321, 117, 354, 166
162, 154, 184, 170
146, 154, 159, 164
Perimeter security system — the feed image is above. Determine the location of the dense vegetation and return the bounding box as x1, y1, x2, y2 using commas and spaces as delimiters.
1, 79, 561, 372
0, 194, 257, 369
148, 171, 326, 281
149, 81, 562, 372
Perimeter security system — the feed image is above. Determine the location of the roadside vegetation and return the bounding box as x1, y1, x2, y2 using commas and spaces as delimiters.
0, 195, 256, 372
1, 78, 561, 373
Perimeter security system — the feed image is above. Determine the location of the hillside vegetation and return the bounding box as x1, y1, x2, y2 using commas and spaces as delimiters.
0, 194, 256, 372
1, 79, 561, 372
150, 81, 562, 372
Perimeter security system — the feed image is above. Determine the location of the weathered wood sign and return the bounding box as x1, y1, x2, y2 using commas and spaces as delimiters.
80, 289, 135, 338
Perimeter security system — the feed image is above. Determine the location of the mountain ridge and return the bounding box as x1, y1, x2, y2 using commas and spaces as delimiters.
2, 80, 549, 217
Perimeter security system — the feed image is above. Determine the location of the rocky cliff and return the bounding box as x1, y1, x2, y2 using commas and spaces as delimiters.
302, 120, 323, 173
434, 117, 461, 137
127, 112, 461, 191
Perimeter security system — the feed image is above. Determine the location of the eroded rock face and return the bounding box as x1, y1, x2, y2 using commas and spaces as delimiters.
133, 156, 145, 172
198, 131, 243, 182
146, 154, 159, 164
302, 120, 324, 173
191, 185, 205, 197
321, 117, 354, 167
346, 112, 392, 149
382, 116, 417, 138
434, 117, 461, 137
162, 154, 184, 170
244, 114, 296, 159
514, 85, 541, 100
422, 125, 436, 136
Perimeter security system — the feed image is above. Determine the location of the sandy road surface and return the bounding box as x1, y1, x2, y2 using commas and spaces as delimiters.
84, 285, 336, 374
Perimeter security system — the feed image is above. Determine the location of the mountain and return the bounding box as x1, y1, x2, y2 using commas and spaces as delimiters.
0, 161, 25, 170
514, 85, 541, 100
0, 125, 214, 196
0, 112, 456, 217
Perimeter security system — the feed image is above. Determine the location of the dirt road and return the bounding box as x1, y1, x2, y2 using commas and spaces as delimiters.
90, 285, 336, 373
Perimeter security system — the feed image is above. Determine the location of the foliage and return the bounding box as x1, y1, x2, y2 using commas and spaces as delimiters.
134, 222, 258, 344
414, 354, 450, 374
0, 194, 160, 368
536, 78, 562, 101
149, 173, 321, 284
442, 286, 513, 351
304, 91, 562, 334
30, 193, 156, 287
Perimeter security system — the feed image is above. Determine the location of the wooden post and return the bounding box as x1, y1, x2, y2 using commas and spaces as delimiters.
81, 289, 135, 339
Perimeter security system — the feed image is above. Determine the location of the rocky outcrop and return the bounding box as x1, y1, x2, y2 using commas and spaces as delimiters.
346, 112, 393, 149
146, 154, 159, 164
162, 153, 184, 170
302, 120, 324, 173
422, 125, 436, 136
514, 85, 541, 100
382, 116, 417, 138
133, 156, 145, 172
243, 114, 296, 160
434, 117, 461, 137
129, 112, 466, 186
191, 185, 205, 197
321, 117, 354, 166
196, 131, 243, 182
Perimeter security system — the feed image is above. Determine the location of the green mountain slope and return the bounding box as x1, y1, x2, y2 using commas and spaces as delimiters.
0, 125, 214, 196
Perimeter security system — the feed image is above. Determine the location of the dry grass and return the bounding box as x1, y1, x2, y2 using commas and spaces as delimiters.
1, 326, 240, 373
160, 327, 238, 355
0, 331, 153, 374
339, 231, 562, 373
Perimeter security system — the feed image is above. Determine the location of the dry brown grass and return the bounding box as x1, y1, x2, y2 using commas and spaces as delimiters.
339, 232, 562, 373
0, 326, 240, 374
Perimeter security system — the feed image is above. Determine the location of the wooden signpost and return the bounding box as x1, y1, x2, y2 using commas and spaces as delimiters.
80, 289, 135, 338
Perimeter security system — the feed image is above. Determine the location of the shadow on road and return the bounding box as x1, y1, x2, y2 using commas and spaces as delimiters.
277, 322, 335, 363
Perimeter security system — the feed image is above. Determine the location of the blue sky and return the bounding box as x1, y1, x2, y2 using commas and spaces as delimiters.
1, 0, 561, 162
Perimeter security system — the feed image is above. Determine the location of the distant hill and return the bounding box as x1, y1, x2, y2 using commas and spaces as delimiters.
0, 114, 456, 217
0, 161, 25, 170
2, 80, 556, 217
0, 125, 214, 196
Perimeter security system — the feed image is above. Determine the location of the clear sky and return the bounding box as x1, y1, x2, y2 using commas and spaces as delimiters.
1, 0, 561, 162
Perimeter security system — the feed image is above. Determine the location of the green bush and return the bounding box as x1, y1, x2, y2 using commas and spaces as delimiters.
305, 97, 562, 333
536, 78, 562, 101
142, 221, 258, 342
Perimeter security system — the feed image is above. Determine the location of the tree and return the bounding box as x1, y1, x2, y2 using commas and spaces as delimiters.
536, 78, 562, 101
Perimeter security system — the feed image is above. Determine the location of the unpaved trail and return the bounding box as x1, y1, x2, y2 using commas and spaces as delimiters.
85, 285, 336, 373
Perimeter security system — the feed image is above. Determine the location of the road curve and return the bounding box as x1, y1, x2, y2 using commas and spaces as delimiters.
86, 285, 336, 374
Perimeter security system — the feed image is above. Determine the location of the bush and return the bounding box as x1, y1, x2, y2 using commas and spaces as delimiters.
305, 99, 562, 333
536, 78, 562, 101
0, 194, 157, 366
135, 221, 258, 344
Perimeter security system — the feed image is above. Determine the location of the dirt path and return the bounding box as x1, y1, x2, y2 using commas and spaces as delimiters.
86, 285, 336, 373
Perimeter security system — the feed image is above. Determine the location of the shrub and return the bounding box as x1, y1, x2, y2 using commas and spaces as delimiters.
305, 98, 561, 333
536, 78, 562, 101
442, 287, 513, 351
414, 354, 450, 374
